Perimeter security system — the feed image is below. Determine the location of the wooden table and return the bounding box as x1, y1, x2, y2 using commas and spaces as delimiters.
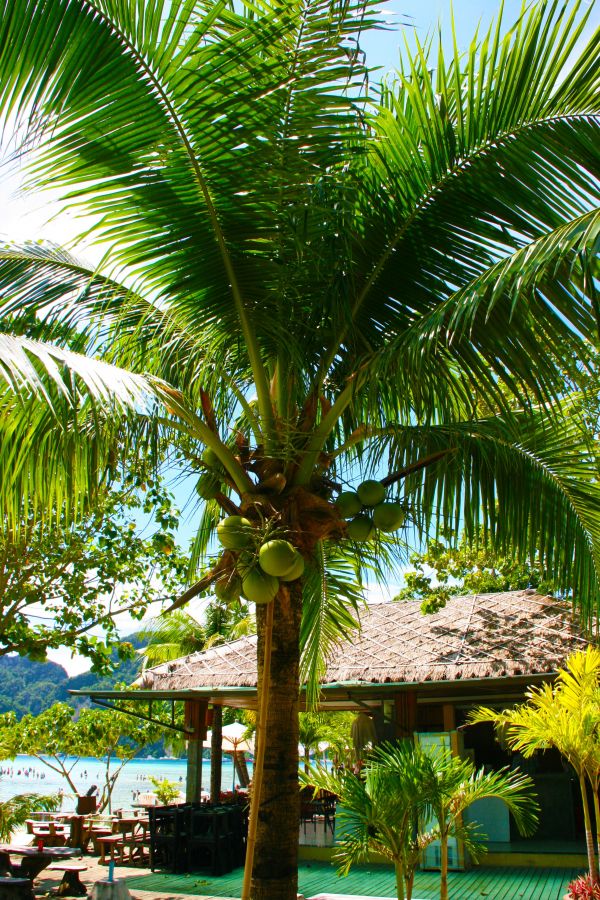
0, 846, 79, 881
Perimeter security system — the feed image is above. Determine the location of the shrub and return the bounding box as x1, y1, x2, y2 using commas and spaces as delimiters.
567, 876, 600, 899
149, 777, 181, 805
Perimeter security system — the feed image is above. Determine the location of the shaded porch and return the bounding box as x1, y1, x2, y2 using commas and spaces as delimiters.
121, 859, 584, 899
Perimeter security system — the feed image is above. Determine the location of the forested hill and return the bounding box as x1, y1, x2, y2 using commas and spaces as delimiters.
0, 637, 143, 719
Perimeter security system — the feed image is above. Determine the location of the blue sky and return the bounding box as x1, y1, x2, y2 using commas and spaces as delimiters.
363, 0, 596, 71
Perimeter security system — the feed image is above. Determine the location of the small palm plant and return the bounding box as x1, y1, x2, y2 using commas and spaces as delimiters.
304, 741, 538, 900
469, 647, 600, 883
426, 753, 538, 900
0, 778, 60, 842
304, 741, 436, 900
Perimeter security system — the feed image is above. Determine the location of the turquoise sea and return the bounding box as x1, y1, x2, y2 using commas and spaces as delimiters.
0, 754, 247, 811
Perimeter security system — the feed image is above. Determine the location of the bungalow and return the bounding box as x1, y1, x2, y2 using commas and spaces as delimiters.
72, 589, 591, 867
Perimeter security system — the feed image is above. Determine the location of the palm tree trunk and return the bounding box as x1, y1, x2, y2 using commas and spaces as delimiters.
235, 751, 251, 788
592, 782, 600, 862
250, 583, 302, 900
579, 773, 599, 883
440, 833, 449, 900
394, 859, 405, 900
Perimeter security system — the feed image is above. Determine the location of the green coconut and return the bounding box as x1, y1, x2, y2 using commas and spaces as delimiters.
373, 502, 406, 533
217, 515, 255, 550
195, 472, 221, 500
335, 491, 362, 518
242, 567, 279, 604
214, 573, 242, 603
347, 514, 375, 542
259, 539, 297, 577
202, 447, 221, 468
357, 479, 386, 507
279, 551, 305, 582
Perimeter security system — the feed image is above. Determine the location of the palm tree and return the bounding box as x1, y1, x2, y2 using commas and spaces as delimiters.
426, 753, 538, 900
304, 741, 538, 900
0, 2, 599, 897
469, 647, 600, 883
304, 742, 436, 900
138, 610, 207, 669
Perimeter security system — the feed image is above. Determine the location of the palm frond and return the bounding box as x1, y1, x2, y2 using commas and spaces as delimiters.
377, 404, 600, 627
0, 333, 167, 530
300, 540, 366, 705
325, 0, 599, 404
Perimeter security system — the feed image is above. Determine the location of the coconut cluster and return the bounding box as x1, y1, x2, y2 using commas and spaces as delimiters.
335, 479, 405, 541
215, 517, 305, 605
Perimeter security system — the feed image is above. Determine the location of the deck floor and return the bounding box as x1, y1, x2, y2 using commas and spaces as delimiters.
123, 861, 582, 899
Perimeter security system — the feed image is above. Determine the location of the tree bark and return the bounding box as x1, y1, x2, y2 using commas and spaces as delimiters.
579, 774, 599, 883
440, 833, 449, 900
394, 860, 405, 900
251, 583, 302, 900
592, 784, 600, 862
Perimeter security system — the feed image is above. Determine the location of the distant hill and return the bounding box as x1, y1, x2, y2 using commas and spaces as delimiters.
0, 656, 70, 718
0, 637, 177, 758
0, 635, 144, 718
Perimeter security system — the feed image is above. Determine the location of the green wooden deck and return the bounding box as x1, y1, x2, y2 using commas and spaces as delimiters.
123, 861, 582, 899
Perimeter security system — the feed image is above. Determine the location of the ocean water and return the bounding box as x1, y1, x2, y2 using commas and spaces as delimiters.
0, 754, 247, 811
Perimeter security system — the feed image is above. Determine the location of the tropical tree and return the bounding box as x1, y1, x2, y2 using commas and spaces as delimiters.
304, 742, 438, 900
0, 2, 599, 898
0, 703, 165, 813
0, 778, 60, 842
305, 741, 538, 900
469, 647, 600, 883
298, 711, 351, 773
395, 526, 554, 614
138, 610, 207, 670
426, 752, 538, 900
0, 468, 188, 670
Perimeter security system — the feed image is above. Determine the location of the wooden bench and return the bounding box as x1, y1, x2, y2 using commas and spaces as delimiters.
25, 821, 69, 848
96, 837, 125, 866
48, 863, 87, 897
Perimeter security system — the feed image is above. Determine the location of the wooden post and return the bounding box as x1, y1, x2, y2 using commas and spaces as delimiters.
395, 691, 417, 739
185, 699, 208, 803
442, 703, 455, 733
210, 705, 223, 803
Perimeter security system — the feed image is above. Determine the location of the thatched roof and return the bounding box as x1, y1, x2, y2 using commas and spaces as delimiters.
145, 590, 589, 695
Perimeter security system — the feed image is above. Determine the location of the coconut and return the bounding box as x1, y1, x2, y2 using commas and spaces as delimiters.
357, 479, 386, 507
242, 567, 279, 604
335, 491, 362, 518
373, 502, 406, 532
347, 514, 375, 541
259, 539, 297, 577
279, 551, 305, 582
214, 573, 242, 603
202, 447, 221, 468
217, 516, 254, 550
196, 472, 221, 500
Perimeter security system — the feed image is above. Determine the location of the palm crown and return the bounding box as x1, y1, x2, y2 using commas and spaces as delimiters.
0, 1, 599, 897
